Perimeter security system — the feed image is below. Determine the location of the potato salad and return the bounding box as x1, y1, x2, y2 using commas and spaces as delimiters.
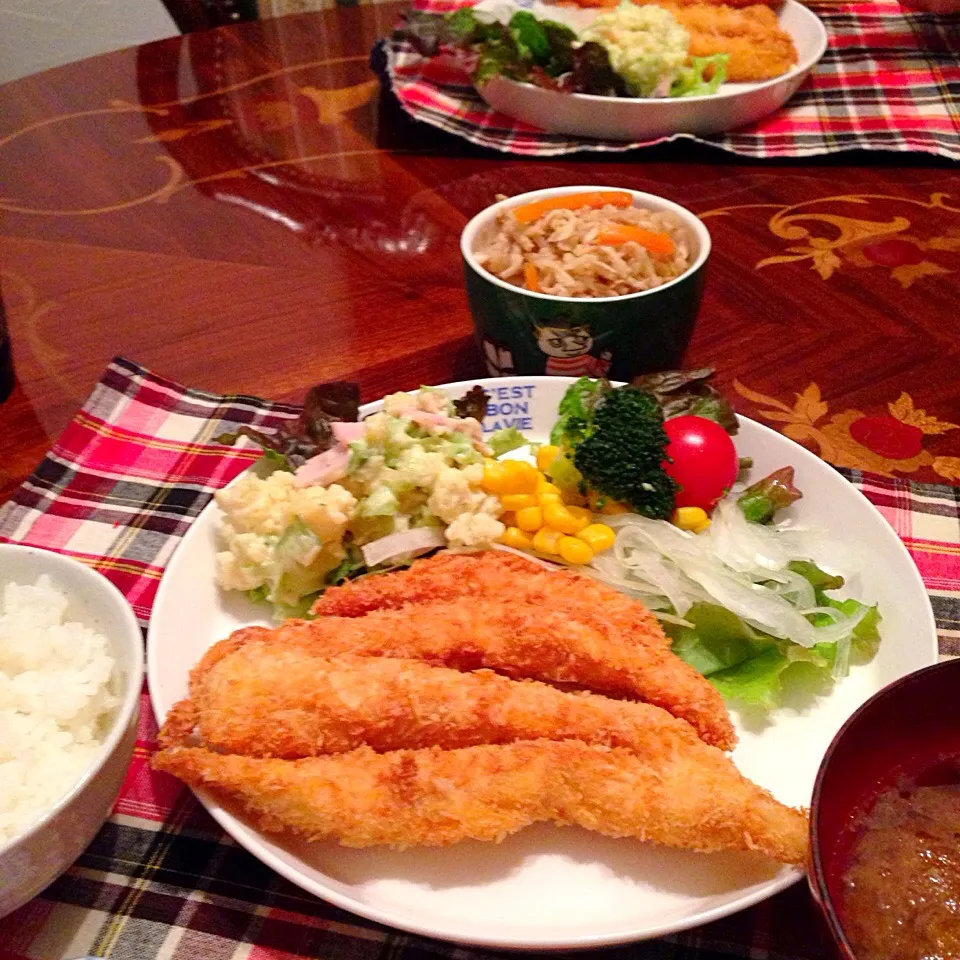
214, 386, 504, 615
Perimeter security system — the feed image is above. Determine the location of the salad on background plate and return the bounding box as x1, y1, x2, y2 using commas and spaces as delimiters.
400, 1, 730, 99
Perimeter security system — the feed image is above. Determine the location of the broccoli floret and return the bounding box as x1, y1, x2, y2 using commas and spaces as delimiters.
571, 387, 678, 519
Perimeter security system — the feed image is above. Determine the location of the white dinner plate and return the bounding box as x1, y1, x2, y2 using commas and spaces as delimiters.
476, 0, 828, 140
147, 376, 937, 951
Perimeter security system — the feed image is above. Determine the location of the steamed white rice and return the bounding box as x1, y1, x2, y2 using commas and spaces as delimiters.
0, 576, 117, 846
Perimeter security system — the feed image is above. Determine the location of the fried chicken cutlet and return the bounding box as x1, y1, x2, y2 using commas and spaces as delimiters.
559, 0, 781, 9
153, 739, 808, 865
192, 599, 736, 750
313, 551, 671, 650
161, 647, 706, 758
658, 2, 798, 81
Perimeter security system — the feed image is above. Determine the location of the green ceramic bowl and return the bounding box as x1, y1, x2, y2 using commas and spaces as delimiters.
460, 186, 710, 380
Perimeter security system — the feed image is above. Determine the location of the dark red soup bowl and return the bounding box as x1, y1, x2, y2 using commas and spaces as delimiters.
810, 658, 960, 960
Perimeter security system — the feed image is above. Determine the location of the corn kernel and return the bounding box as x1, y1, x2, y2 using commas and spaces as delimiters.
672, 506, 711, 533
601, 500, 629, 515
501, 526, 534, 550
537, 481, 563, 506
558, 535, 594, 565
532, 526, 564, 555
567, 505, 593, 525
577, 523, 616, 553
536, 445, 560, 472
499, 511, 516, 528
501, 493, 538, 512
543, 501, 591, 535
515, 505, 544, 532
481, 462, 510, 494
500, 459, 539, 494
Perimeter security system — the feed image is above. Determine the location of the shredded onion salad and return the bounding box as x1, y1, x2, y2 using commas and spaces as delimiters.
588, 500, 881, 709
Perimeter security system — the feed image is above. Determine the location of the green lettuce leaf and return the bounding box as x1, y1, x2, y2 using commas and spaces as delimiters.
823, 597, 882, 660
271, 592, 320, 621
709, 648, 790, 709
787, 559, 844, 593
541, 21, 577, 76
510, 10, 550, 62
549, 376, 609, 446
790, 559, 882, 660
670, 54, 728, 97
245, 584, 269, 603
325, 546, 366, 587
667, 602, 776, 675
446, 7, 482, 43
668, 587, 880, 709
474, 44, 522, 86
489, 427, 530, 458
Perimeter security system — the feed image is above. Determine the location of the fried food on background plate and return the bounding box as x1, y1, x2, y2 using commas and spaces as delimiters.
550, 0, 799, 81
161, 647, 706, 758
314, 550, 670, 649
657, 2, 799, 81
193, 597, 736, 751
153, 739, 809, 865
560, 0, 782, 9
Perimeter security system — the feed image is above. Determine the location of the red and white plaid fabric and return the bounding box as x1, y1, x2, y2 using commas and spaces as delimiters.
378, 0, 960, 158
0, 357, 957, 959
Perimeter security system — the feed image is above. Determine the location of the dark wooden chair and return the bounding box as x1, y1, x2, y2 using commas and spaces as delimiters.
159, 0, 260, 32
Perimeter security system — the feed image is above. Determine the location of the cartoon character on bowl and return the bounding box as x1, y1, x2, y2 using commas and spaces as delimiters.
535, 319, 612, 378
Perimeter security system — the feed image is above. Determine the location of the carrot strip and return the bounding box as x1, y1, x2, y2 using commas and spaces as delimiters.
594, 225, 676, 256
511, 191, 633, 225
523, 262, 540, 292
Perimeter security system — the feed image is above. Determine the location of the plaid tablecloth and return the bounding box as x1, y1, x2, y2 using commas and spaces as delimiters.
378, 0, 960, 159
0, 356, 958, 960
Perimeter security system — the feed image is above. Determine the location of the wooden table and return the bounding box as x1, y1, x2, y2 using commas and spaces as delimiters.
0, 10, 958, 957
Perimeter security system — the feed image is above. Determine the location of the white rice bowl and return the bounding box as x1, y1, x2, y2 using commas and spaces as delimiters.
0, 576, 118, 846
0, 544, 142, 919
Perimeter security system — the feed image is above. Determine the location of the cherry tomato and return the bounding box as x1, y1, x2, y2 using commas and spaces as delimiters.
663, 416, 739, 511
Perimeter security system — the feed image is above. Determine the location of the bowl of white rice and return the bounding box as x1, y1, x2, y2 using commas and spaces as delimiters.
0, 543, 143, 919
461, 186, 710, 379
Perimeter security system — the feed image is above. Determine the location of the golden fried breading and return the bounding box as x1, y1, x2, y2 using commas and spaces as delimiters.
661, 3, 798, 81
193, 598, 736, 750
153, 739, 808, 864
314, 551, 671, 649
558, 0, 780, 9
161, 646, 704, 758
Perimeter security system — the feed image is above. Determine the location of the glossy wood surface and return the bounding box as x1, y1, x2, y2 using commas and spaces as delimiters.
1, 4, 959, 505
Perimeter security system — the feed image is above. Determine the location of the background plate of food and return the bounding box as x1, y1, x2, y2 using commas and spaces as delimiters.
147, 375, 935, 950
402, 0, 827, 140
